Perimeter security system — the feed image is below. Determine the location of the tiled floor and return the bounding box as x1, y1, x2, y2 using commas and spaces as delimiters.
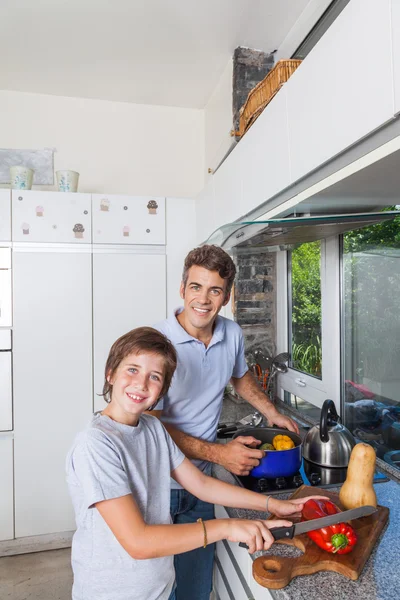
0, 548, 217, 599
0, 548, 72, 599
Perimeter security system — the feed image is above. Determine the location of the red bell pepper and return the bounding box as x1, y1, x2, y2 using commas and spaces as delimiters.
301, 499, 357, 555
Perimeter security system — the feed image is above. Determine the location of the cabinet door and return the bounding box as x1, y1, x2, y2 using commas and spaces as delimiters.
0, 190, 11, 242
195, 178, 215, 245
0, 435, 14, 541
92, 195, 165, 245
0, 352, 12, 431
12, 190, 91, 243
13, 249, 93, 537
93, 250, 166, 412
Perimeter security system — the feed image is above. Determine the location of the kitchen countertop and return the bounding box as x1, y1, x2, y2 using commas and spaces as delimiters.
213, 396, 400, 600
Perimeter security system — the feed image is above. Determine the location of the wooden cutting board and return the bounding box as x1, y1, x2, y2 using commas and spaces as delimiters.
253, 485, 389, 590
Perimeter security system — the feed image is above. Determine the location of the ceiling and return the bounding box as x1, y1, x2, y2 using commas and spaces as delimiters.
0, 0, 312, 108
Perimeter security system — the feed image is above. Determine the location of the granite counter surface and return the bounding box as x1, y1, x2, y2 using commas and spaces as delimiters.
214, 397, 400, 600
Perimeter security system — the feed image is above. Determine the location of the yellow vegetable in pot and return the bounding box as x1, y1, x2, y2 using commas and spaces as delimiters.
272, 434, 295, 450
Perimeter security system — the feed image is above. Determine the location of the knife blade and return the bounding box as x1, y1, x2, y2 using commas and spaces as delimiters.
239, 504, 377, 548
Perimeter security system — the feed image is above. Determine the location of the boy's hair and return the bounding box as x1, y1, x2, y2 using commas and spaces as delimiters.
102, 327, 177, 404
182, 245, 236, 296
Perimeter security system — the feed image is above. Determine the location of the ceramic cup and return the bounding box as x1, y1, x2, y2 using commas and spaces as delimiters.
56, 170, 80, 193
10, 166, 34, 190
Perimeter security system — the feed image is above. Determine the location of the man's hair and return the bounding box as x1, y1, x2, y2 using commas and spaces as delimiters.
102, 327, 177, 404
182, 245, 236, 296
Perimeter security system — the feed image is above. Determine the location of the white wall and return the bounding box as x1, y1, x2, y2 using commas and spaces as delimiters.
204, 59, 233, 176
0, 90, 204, 198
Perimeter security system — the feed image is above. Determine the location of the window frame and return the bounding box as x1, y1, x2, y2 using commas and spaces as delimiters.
276, 235, 341, 411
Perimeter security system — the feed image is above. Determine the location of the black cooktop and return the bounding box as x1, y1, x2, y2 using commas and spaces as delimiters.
234, 458, 389, 496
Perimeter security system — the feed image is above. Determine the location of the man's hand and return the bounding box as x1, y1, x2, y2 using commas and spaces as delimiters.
219, 436, 265, 476
264, 406, 299, 434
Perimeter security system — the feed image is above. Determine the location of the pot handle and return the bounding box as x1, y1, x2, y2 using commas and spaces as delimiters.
320, 399, 339, 443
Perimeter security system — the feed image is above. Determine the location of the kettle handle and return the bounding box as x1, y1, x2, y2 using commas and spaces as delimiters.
320, 399, 339, 443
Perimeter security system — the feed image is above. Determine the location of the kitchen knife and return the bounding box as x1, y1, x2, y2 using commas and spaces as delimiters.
239, 504, 377, 548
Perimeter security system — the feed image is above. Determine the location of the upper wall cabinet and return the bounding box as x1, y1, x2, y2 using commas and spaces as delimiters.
286, 0, 394, 183
392, 0, 400, 116
213, 143, 243, 230
0, 190, 11, 242
12, 191, 91, 243
240, 88, 291, 218
195, 177, 215, 244
92, 195, 165, 245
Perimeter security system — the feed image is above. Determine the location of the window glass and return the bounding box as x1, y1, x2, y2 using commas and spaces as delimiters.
284, 391, 321, 422
343, 213, 400, 469
289, 241, 322, 378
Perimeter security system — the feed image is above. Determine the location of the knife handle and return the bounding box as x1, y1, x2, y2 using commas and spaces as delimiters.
238, 524, 295, 550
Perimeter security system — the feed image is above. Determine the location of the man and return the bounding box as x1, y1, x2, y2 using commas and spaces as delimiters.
154, 245, 298, 600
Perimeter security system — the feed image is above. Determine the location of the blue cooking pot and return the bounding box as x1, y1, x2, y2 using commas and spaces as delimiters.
232, 427, 302, 478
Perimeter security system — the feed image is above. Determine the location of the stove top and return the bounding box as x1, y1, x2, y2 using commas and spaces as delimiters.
234, 458, 389, 496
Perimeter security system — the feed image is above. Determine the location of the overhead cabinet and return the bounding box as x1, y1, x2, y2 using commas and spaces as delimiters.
92, 194, 165, 245
12, 191, 91, 243
0, 190, 11, 242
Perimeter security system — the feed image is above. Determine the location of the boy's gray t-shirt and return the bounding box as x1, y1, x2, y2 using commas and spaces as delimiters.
66, 413, 185, 600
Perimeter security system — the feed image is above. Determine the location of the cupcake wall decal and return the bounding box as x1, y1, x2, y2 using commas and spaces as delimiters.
36, 205, 44, 217
123, 225, 130, 237
73, 223, 85, 239
147, 200, 158, 215
100, 198, 110, 212
22, 222, 30, 235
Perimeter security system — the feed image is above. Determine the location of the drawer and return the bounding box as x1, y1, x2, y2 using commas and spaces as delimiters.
0, 352, 12, 431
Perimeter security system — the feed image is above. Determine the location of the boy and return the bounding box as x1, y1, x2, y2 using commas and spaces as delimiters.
66, 327, 324, 600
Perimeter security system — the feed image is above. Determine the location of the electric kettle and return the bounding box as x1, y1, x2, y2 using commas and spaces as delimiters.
302, 399, 356, 467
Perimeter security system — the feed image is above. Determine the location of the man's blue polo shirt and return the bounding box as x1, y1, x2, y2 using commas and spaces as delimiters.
154, 308, 248, 488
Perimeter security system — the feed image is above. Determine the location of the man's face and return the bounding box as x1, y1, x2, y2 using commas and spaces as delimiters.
180, 265, 230, 331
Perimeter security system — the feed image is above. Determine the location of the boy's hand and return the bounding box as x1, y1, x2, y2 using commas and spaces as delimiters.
269, 496, 330, 518
226, 518, 292, 554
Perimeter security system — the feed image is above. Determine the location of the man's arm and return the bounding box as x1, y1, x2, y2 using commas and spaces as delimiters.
150, 409, 264, 476
231, 371, 299, 433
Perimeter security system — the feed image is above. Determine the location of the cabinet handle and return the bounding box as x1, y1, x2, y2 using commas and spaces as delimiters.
295, 378, 306, 387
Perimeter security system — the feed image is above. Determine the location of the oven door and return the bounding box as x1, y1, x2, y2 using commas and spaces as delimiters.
0, 330, 12, 431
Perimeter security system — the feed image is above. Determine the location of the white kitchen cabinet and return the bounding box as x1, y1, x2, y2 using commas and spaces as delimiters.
0, 351, 12, 431
0, 190, 11, 241
92, 249, 166, 412
13, 249, 93, 537
0, 435, 14, 541
12, 190, 91, 243
392, 0, 400, 116
195, 177, 215, 245
286, 0, 394, 184
92, 194, 165, 245
213, 143, 243, 230
165, 197, 196, 315
241, 88, 291, 217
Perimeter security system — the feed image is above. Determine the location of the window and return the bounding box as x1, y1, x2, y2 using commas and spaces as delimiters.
289, 241, 322, 378
342, 214, 400, 466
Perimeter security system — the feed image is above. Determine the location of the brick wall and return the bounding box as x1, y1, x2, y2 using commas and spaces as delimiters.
232, 47, 275, 131
234, 251, 277, 360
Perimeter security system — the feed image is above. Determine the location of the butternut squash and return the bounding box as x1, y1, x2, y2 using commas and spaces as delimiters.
339, 443, 377, 509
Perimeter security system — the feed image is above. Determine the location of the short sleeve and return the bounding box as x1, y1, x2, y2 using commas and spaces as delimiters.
157, 421, 185, 472
69, 431, 132, 509
231, 328, 249, 379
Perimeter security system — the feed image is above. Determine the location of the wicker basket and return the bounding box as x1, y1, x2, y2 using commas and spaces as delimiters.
238, 59, 302, 137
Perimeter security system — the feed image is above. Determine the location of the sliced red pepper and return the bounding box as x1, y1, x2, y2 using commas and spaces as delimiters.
301, 499, 357, 555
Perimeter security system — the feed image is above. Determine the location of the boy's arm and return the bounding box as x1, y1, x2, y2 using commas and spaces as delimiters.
150, 409, 264, 476
95, 491, 290, 557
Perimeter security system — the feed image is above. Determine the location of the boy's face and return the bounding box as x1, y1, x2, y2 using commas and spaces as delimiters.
107, 351, 165, 425
180, 265, 230, 333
